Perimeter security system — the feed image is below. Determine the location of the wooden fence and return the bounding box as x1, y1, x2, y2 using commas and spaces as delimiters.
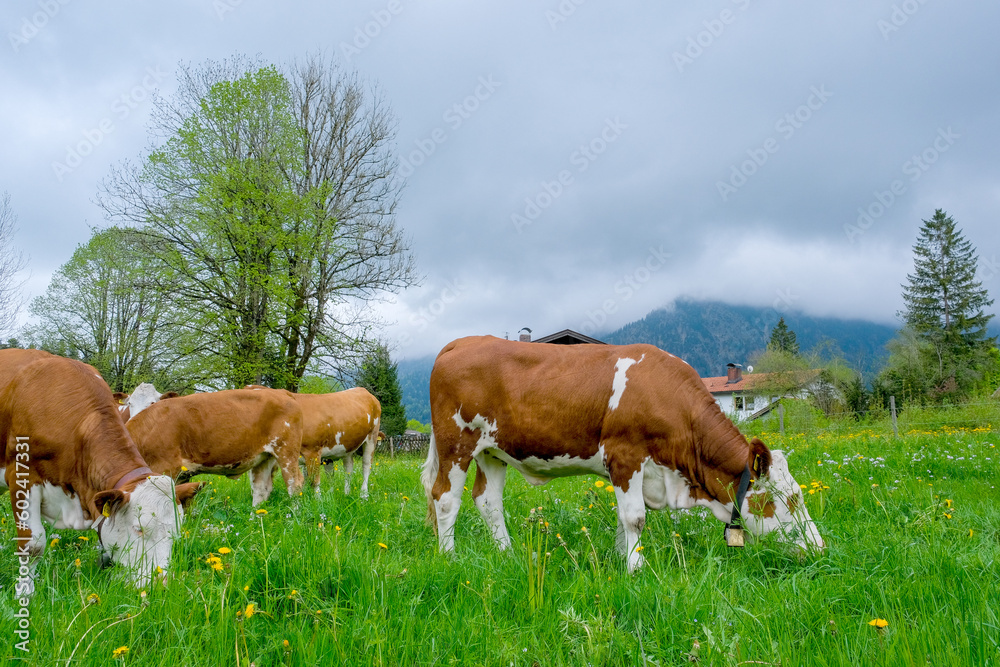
376, 432, 431, 456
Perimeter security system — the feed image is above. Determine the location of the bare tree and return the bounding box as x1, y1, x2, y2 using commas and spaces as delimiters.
0, 192, 28, 338
279, 54, 417, 386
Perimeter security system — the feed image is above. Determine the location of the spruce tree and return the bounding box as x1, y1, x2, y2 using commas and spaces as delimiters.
899, 209, 995, 397
767, 317, 799, 355
356, 344, 407, 437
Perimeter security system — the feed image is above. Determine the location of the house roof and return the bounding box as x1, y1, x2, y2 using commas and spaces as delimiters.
702, 369, 820, 394
533, 329, 606, 345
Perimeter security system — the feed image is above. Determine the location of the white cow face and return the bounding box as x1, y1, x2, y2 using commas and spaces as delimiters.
742, 450, 825, 552
95, 475, 182, 587
122, 383, 164, 420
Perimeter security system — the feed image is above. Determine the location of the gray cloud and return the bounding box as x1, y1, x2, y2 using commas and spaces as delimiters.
2, 0, 997, 361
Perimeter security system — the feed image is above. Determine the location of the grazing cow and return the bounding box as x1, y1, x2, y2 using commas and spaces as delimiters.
421, 336, 824, 571
126, 388, 318, 505
0, 350, 201, 594
291, 388, 381, 498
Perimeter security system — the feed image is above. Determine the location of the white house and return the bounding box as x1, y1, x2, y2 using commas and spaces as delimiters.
702, 363, 819, 420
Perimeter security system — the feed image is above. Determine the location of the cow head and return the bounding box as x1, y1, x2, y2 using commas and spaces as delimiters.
92, 476, 202, 587
121, 383, 166, 421
742, 449, 825, 553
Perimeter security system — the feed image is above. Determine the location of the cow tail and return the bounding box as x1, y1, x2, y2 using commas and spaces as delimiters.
420, 432, 439, 535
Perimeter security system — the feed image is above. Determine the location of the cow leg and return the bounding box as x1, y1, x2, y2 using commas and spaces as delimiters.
249, 457, 278, 506
432, 458, 472, 553
472, 453, 510, 549
358, 430, 375, 500
341, 453, 354, 495
609, 459, 648, 572
276, 449, 305, 499
302, 449, 323, 496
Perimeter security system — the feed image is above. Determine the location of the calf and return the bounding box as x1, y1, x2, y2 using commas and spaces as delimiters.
292, 388, 381, 498
0, 350, 200, 594
422, 336, 824, 571
126, 388, 317, 505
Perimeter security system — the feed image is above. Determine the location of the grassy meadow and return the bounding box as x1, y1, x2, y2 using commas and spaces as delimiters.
0, 426, 998, 666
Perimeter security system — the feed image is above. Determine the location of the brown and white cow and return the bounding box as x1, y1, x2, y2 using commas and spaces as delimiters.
291, 388, 381, 498
0, 349, 201, 594
421, 336, 824, 570
126, 387, 319, 505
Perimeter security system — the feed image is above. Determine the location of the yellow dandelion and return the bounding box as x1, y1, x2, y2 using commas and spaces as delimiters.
255, 509, 268, 515
211, 561, 224, 572
180, 466, 188, 471
318, 522, 324, 529
288, 589, 298, 598
283, 639, 290, 649
594, 480, 605, 488
74, 558, 81, 568
945, 499, 953, 508
155, 566, 163, 575
218, 547, 231, 554
868, 618, 889, 628
969, 529, 974, 537
87, 593, 101, 605
605, 485, 615, 493
50, 538, 60, 548
335, 525, 341, 532
112, 646, 129, 659
635, 546, 644, 552
78, 536, 90, 542
245, 603, 255, 618
378, 542, 388, 550
243, 585, 250, 591
316, 609, 323, 615
799, 484, 806, 489
943, 513, 952, 519
581, 526, 588, 533
402, 495, 410, 501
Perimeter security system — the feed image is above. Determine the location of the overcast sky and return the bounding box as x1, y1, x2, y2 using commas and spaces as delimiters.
2, 0, 998, 361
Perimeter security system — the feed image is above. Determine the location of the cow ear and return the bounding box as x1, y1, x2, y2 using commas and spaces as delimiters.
92, 489, 127, 520
112, 392, 129, 404
175, 482, 205, 509
749, 438, 772, 479
159, 391, 180, 400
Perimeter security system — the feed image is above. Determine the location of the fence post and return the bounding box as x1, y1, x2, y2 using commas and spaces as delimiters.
778, 402, 785, 435
890, 396, 898, 437
389, 436, 395, 459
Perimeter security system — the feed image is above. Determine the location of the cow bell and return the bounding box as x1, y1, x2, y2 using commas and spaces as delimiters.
725, 526, 745, 548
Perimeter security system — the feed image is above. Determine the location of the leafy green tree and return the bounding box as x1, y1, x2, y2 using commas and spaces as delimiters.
897, 209, 995, 400
767, 317, 799, 355
356, 344, 406, 437
99, 55, 415, 389
25, 227, 192, 392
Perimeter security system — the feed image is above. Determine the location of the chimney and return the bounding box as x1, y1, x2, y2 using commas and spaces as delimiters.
726, 363, 743, 384
518, 327, 532, 342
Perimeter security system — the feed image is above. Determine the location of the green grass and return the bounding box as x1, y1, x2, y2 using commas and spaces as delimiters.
1, 429, 998, 666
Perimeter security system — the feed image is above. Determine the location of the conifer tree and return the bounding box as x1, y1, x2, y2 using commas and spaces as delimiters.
898, 209, 995, 397
356, 344, 407, 437
767, 317, 799, 355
